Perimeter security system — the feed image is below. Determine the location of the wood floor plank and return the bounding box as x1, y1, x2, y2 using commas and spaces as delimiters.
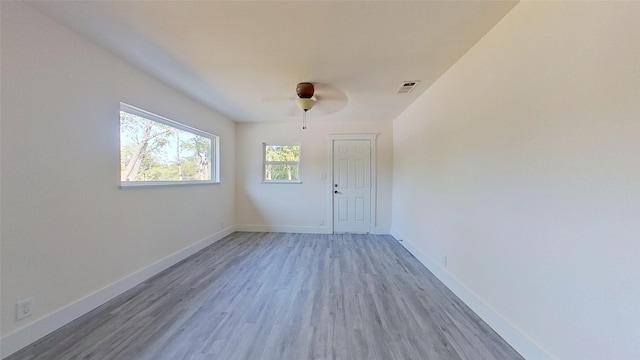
7, 232, 524, 360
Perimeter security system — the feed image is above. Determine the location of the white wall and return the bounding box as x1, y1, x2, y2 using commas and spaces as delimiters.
392, 2, 640, 360
236, 120, 392, 234
0, 2, 236, 355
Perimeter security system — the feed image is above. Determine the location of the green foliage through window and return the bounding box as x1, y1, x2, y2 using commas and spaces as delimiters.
263, 144, 301, 182
120, 104, 218, 185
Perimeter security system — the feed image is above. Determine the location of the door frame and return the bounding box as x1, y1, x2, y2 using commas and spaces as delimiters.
328, 134, 378, 234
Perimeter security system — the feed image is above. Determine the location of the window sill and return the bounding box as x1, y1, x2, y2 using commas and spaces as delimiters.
120, 181, 220, 189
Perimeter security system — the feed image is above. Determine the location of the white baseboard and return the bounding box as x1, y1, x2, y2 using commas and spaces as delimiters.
235, 225, 390, 235
235, 224, 332, 234
391, 231, 552, 360
0, 226, 236, 359
371, 227, 390, 235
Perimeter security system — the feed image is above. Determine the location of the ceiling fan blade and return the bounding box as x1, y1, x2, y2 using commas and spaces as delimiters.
314, 100, 347, 116
285, 104, 300, 117
262, 95, 295, 102
312, 82, 348, 115
313, 83, 345, 97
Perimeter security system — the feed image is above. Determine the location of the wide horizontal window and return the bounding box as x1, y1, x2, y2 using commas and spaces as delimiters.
120, 103, 219, 187
263, 144, 301, 183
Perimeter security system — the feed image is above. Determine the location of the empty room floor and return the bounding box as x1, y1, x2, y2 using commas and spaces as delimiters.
7, 232, 523, 360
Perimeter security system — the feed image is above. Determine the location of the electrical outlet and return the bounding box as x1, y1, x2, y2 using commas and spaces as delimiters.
320, 219, 325, 226
16, 297, 35, 320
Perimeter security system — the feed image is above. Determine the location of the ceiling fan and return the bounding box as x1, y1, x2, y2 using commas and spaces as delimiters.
264, 82, 348, 129
295, 82, 315, 129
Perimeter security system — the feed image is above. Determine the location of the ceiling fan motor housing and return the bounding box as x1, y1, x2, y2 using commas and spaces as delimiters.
296, 82, 315, 99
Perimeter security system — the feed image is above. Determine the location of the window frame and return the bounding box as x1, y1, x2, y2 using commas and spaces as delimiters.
119, 103, 220, 188
262, 143, 302, 184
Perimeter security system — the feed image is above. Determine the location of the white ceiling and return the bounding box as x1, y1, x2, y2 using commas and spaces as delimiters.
29, 1, 517, 125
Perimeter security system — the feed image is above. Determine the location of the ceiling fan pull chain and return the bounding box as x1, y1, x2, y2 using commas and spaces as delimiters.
302, 111, 307, 129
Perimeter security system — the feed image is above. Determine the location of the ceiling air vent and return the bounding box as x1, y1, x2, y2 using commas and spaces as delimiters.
397, 81, 420, 94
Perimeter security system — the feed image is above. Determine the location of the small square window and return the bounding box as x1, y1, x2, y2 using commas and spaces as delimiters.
263, 144, 301, 183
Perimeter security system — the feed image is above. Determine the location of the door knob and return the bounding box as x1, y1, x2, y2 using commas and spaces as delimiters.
334, 190, 339, 194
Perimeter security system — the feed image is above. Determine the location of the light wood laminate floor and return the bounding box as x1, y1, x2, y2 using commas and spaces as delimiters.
8, 232, 524, 360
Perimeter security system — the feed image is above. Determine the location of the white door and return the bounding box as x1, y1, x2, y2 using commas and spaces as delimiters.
333, 139, 371, 233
